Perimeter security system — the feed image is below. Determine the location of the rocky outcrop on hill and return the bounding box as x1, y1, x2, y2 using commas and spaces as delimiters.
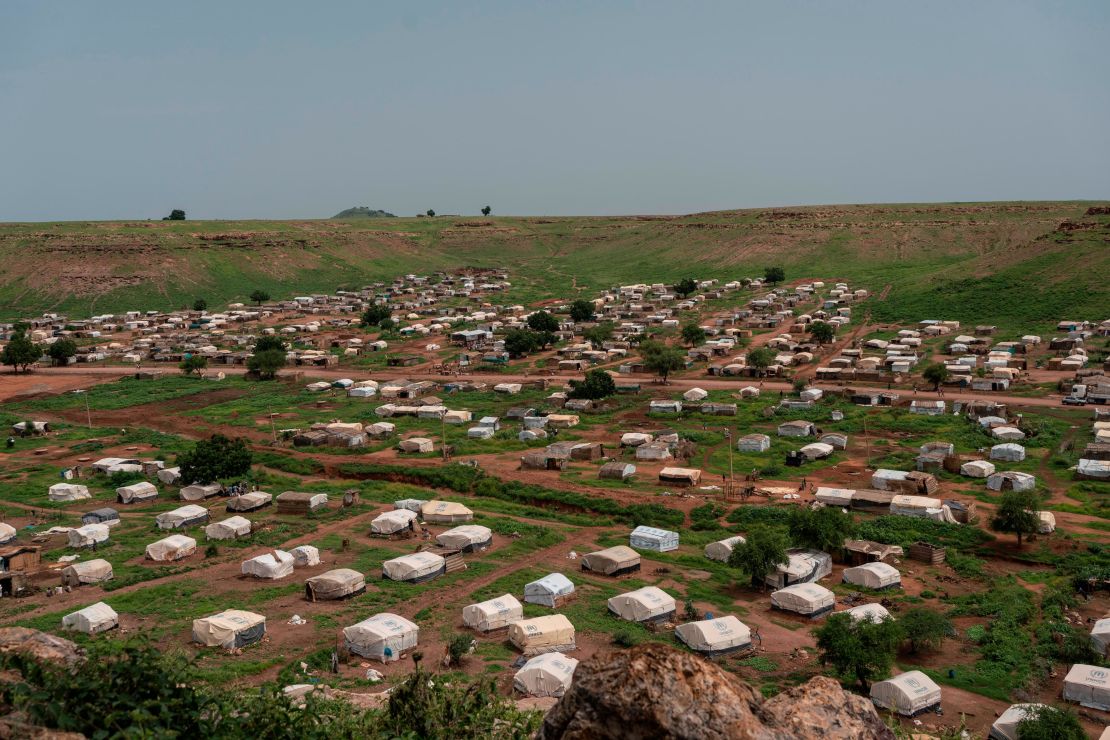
537, 643, 893, 740
332, 206, 396, 218
0, 628, 84, 667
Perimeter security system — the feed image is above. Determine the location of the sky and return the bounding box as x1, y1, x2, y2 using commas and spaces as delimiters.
2, 1, 1108, 220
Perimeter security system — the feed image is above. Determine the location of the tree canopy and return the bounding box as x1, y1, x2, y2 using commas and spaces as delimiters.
569, 300, 595, 323
253, 335, 286, 353
809, 321, 835, 344
426, 209, 436, 217
922, 363, 948, 390
481, 205, 492, 216
47, 338, 78, 367
673, 278, 698, 298
163, 209, 186, 220
180, 355, 208, 376
747, 347, 776, 375
990, 489, 1042, 547
1015, 705, 1087, 740
360, 305, 392, 328
787, 506, 855, 552
526, 311, 559, 334
582, 322, 615, 348
639, 340, 685, 383
192, 299, 208, 312
503, 329, 542, 358
728, 525, 790, 588
249, 289, 270, 306
764, 266, 785, 285
898, 607, 951, 654
247, 349, 285, 380
680, 323, 706, 347
814, 612, 902, 690
1, 331, 41, 373
568, 369, 616, 400
178, 434, 252, 485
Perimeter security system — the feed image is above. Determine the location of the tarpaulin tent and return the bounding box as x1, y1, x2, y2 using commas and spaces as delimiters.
49, 483, 90, 502
343, 613, 418, 662
580, 546, 641, 576
736, 433, 771, 452
1063, 664, 1110, 710
116, 481, 158, 504
960, 460, 995, 478
990, 443, 1026, 462
770, 583, 835, 618
436, 525, 493, 552
62, 602, 118, 634
629, 526, 679, 552
68, 524, 110, 549
205, 516, 251, 540
704, 536, 745, 563
815, 487, 854, 507
305, 568, 366, 601
157, 467, 181, 485
145, 534, 196, 561
513, 652, 578, 697
607, 586, 676, 624
61, 559, 113, 587
156, 505, 209, 530
765, 549, 832, 590
463, 593, 523, 632
989, 704, 1046, 740
1036, 511, 1056, 534
180, 483, 222, 501
658, 467, 702, 486
844, 603, 891, 623
0, 523, 15, 545
508, 614, 576, 655
81, 508, 120, 527
1091, 618, 1110, 657
843, 562, 901, 590
986, 471, 1036, 492
674, 616, 751, 656
889, 496, 943, 519
290, 545, 320, 567
227, 491, 272, 512
382, 552, 445, 583
870, 671, 942, 716
193, 609, 266, 648
523, 573, 575, 607
275, 491, 328, 514
420, 500, 473, 523
241, 550, 294, 579
393, 499, 426, 513
799, 442, 835, 461
372, 509, 418, 535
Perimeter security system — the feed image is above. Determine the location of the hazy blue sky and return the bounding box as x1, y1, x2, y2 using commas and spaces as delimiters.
2, 1, 1108, 220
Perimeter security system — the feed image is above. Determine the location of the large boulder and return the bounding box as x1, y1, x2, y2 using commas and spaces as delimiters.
0, 628, 84, 667
537, 643, 893, 740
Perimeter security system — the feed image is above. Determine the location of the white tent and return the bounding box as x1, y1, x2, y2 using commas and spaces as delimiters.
620, 432, 653, 447
157, 467, 181, 485
607, 586, 676, 623
205, 516, 251, 540
382, 552, 445, 583
870, 671, 942, 716
675, 616, 752, 656
145, 534, 196, 561
420, 500, 473, 523
1063, 663, 1110, 711
180, 483, 222, 501
736, 433, 771, 452
513, 652, 578, 697
241, 550, 295, 579
463, 593, 523, 632
0, 523, 16, 545
82, 508, 120, 527
61, 559, 114, 587
843, 562, 901, 590
765, 549, 832, 589
770, 583, 835, 618
398, 437, 434, 453
62, 602, 118, 634
49, 483, 90, 502
1036, 511, 1056, 534
508, 614, 576, 655
844, 603, 892, 623
704, 535, 745, 563
1091, 618, 1110, 657
799, 442, 835, 461
290, 545, 320, 567
156, 504, 209, 530
68, 524, 110, 548
629, 526, 679, 552
436, 525, 493, 552
523, 573, 575, 607
960, 460, 995, 478
305, 568, 366, 601
990, 443, 1026, 462
815, 487, 854, 507
989, 704, 1047, 740
889, 495, 943, 518
371, 509, 418, 535
227, 491, 272, 512
991, 426, 1026, 441
683, 387, 708, 402
193, 609, 266, 648
343, 613, 418, 662
986, 471, 1036, 492
393, 498, 426, 513
117, 481, 158, 504
580, 546, 641, 576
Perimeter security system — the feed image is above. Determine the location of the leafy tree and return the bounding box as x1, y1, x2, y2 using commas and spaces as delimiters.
180, 354, 208, 376
1, 331, 41, 373
568, 369, 616, 400
639, 340, 686, 383
163, 209, 186, 220
361, 304, 392, 327
193, 298, 208, 312
788, 506, 855, 552
673, 278, 698, 298
764, 266, 785, 285
248, 349, 286, 380
991, 489, 1042, 548
447, 634, 472, 667
814, 612, 902, 691
582, 322, 615, 348
253, 335, 286, 353
899, 607, 952, 654
426, 209, 436, 217
481, 205, 492, 216
1015, 704, 1087, 740
47, 338, 78, 366
728, 525, 791, 588
503, 329, 541, 358
526, 311, 559, 334
922, 362, 948, 390
680, 323, 706, 347
178, 434, 252, 485
378, 317, 396, 332
569, 300, 595, 323
249, 289, 270, 306
747, 347, 776, 376
809, 321, 835, 344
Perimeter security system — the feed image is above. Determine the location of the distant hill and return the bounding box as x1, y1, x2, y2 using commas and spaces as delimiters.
332, 207, 396, 219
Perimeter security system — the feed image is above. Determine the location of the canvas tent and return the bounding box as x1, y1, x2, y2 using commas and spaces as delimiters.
157, 467, 181, 485
156, 504, 209, 530
0, 523, 18, 545
463, 593, 523, 632
989, 704, 1047, 740
145, 534, 196, 561
81, 508, 120, 527
765, 549, 832, 590
513, 652, 578, 698
581, 545, 641, 576
960, 460, 995, 478
843, 562, 901, 590
844, 603, 892, 623
61, 558, 113, 587
736, 433, 771, 452
658, 466, 701, 486
629, 525, 679, 552
799, 442, 835, 461
420, 500, 473, 523
986, 471, 1036, 492
770, 583, 835, 618
523, 573, 575, 607
49, 483, 90, 502
117, 481, 158, 504
305, 568, 366, 601
205, 516, 251, 540
276, 491, 328, 514
436, 525, 493, 552
598, 461, 636, 480
1036, 511, 1056, 534
382, 552, 445, 583
393, 499, 426, 513
371, 509, 418, 535
675, 616, 752, 656
343, 613, 418, 662
870, 671, 942, 716
397, 437, 434, 453
180, 483, 222, 501
1063, 663, 1110, 710
1091, 618, 1110, 657
990, 443, 1026, 462
508, 614, 576, 655
193, 609, 266, 648
290, 545, 320, 567
889, 495, 943, 519
704, 535, 745, 563
815, 487, 855, 507
607, 586, 676, 623
68, 524, 109, 549
241, 550, 295, 579
227, 491, 272, 512
62, 602, 118, 634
